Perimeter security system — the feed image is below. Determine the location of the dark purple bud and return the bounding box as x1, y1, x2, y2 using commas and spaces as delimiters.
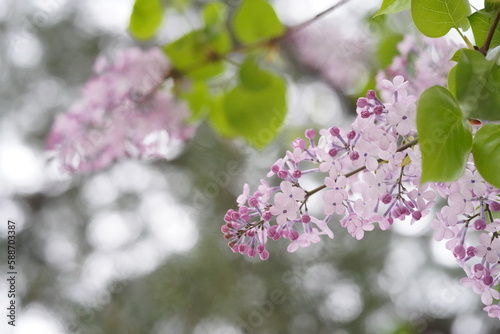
256, 244, 265, 254
293, 170, 302, 179
246, 230, 255, 237
305, 129, 316, 139
374, 105, 384, 115
467, 246, 475, 258
301, 214, 311, 223
248, 248, 257, 257
412, 211, 422, 221
262, 211, 273, 221
329, 126, 340, 137
453, 245, 466, 259
473, 263, 484, 273
381, 193, 392, 204
366, 90, 377, 100
230, 212, 240, 220
248, 197, 259, 207
259, 250, 270, 260
347, 130, 356, 140
490, 201, 500, 212
474, 218, 486, 230
360, 109, 370, 118
289, 230, 299, 241
271, 164, 280, 174
328, 148, 338, 157
484, 275, 494, 286
278, 170, 288, 179
240, 245, 249, 255
356, 98, 368, 108
349, 151, 359, 161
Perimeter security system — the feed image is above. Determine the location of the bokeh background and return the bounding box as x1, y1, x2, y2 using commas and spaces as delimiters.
1, 0, 500, 333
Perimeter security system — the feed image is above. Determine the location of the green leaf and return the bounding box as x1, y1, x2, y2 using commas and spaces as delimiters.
164, 31, 224, 79
374, 0, 411, 17
129, 0, 164, 40
469, 10, 500, 48
208, 95, 236, 137
485, 1, 500, 13
454, 49, 500, 121
203, 2, 227, 27
417, 86, 472, 183
232, 0, 285, 44
181, 81, 211, 121
472, 123, 500, 187
448, 64, 457, 95
411, 0, 471, 37
213, 60, 287, 148
239, 58, 273, 90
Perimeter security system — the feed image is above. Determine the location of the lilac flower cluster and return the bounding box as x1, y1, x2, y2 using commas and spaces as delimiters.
431, 164, 500, 318
46, 47, 193, 173
376, 35, 457, 97
222, 75, 435, 260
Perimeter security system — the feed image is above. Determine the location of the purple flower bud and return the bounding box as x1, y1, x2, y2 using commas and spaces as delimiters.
328, 148, 338, 157
490, 201, 500, 212
248, 248, 257, 257
347, 130, 356, 140
366, 90, 377, 100
381, 193, 392, 204
360, 109, 370, 118
293, 170, 302, 179
474, 218, 486, 230
221, 225, 229, 233
453, 245, 466, 259
484, 275, 494, 286
278, 170, 288, 179
271, 164, 280, 174
259, 250, 270, 260
356, 98, 368, 108
246, 230, 255, 237
467, 246, 475, 258
349, 151, 359, 161
257, 244, 265, 254
263, 211, 273, 221
230, 212, 240, 220
301, 214, 311, 223
305, 129, 316, 139
412, 211, 422, 221
239, 244, 248, 254
373, 105, 384, 115
248, 197, 259, 207
329, 126, 340, 137
289, 230, 299, 241
473, 263, 484, 273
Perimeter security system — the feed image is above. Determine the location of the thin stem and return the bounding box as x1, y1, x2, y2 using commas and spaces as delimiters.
284, 0, 351, 36
480, 8, 500, 55
454, 27, 474, 50
304, 138, 419, 197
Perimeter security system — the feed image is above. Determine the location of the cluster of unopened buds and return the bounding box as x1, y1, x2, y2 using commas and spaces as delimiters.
221, 75, 500, 319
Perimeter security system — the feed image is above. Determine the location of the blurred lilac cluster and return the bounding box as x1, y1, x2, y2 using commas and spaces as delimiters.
46, 47, 193, 172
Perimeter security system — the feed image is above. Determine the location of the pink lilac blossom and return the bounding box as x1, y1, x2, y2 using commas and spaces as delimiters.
432, 161, 500, 315
377, 35, 458, 98
289, 18, 373, 93
46, 47, 193, 173
222, 75, 433, 261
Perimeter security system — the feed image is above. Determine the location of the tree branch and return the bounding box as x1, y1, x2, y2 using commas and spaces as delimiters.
479, 8, 500, 55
